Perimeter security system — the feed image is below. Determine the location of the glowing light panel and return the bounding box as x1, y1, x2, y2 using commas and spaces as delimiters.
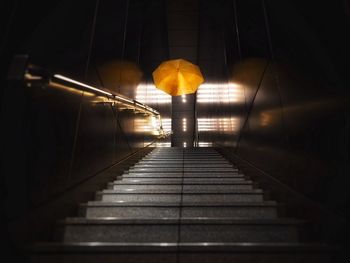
198, 117, 240, 132
182, 118, 187, 132
198, 142, 213, 147
196, 83, 244, 103
136, 83, 171, 104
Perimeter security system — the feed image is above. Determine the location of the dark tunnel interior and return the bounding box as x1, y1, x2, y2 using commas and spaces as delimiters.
1, 0, 350, 262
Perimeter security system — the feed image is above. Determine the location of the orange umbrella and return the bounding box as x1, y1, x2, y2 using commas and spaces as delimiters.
152, 59, 204, 96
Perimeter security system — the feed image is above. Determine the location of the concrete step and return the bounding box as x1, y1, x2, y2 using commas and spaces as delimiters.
140, 159, 230, 162
99, 188, 263, 194
118, 173, 245, 178
136, 162, 234, 166
111, 180, 254, 185
96, 190, 265, 202
139, 159, 230, 162
132, 164, 235, 168
123, 171, 243, 176
141, 158, 227, 161
29, 242, 338, 263
147, 155, 223, 157
108, 182, 255, 190
116, 178, 248, 184
79, 201, 279, 219
128, 168, 239, 172
56, 218, 302, 243
149, 152, 220, 155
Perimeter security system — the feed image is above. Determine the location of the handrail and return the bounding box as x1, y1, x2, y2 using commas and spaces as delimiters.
23, 63, 165, 137
24, 64, 160, 117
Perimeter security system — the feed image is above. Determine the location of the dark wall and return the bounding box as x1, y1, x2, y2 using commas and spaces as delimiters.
1, 72, 159, 238
197, 0, 350, 244
0, 0, 169, 256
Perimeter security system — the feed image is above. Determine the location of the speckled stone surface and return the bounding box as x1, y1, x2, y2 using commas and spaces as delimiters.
111, 184, 183, 190
32, 252, 331, 263
138, 161, 231, 164
132, 164, 234, 168
83, 206, 277, 219
101, 193, 182, 202
119, 178, 247, 183
32, 253, 178, 263
43, 148, 331, 262
85, 206, 180, 218
114, 180, 249, 185
129, 168, 238, 172
178, 253, 331, 263
100, 193, 263, 203
62, 222, 298, 243
124, 172, 243, 177
181, 193, 263, 203
181, 207, 278, 219
180, 224, 298, 242
111, 184, 253, 191
63, 224, 179, 242
100, 189, 261, 194
120, 173, 243, 178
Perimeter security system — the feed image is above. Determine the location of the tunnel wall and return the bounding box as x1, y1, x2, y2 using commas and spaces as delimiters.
219, 59, 349, 242
196, 0, 350, 244
1, 72, 160, 246
1, 0, 170, 248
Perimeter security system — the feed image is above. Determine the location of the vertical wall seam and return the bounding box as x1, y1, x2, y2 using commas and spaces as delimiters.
234, 61, 270, 152
67, 0, 100, 182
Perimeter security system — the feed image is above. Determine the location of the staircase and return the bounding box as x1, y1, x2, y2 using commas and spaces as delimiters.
31, 147, 337, 262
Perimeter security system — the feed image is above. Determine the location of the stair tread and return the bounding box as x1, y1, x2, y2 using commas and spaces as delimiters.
111, 181, 254, 185
59, 217, 304, 225
82, 201, 278, 207
115, 179, 249, 183
30, 242, 338, 252
35, 148, 333, 259
98, 189, 264, 194
122, 174, 243, 177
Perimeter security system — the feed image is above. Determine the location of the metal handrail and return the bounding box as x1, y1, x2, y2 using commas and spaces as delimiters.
23, 64, 165, 137
24, 65, 160, 117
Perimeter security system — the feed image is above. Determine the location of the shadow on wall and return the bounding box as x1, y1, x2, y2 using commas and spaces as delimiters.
215, 57, 350, 243
1, 69, 159, 247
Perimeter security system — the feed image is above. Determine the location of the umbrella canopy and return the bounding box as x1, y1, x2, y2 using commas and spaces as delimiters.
152, 59, 204, 96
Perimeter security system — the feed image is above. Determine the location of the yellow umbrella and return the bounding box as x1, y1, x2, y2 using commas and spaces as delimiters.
152, 59, 204, 96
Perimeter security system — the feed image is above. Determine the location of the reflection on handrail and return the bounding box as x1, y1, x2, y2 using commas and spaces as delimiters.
24, 66, 166, 137
53, 74, 114, 97
23, 67, 160, 117
52, 74, 160, 116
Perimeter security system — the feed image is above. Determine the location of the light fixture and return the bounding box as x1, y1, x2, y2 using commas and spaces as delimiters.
182, 118, 187, 132
196, 83, 244, 103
